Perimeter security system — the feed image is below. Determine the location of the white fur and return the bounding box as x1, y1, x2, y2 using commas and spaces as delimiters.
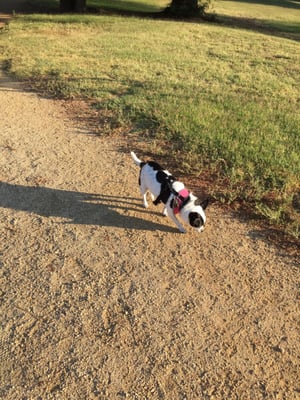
131, 151, 207, 233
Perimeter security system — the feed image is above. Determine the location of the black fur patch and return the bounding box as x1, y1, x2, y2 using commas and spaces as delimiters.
156, 170, 170, 183
189, 212, 204, 228
148, 161, 163, 171
154, 170, 176, 205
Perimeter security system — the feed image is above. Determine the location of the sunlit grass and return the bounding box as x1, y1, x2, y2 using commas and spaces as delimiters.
88, 0, 168, 12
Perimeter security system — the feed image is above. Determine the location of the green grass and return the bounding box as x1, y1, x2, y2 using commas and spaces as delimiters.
216, 0, 300, 38
20, 0, 169, 13
88, 0, 168, 12
0, 1, 299, 237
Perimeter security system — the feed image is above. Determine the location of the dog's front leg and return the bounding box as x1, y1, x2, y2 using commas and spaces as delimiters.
166, 205, 186, 233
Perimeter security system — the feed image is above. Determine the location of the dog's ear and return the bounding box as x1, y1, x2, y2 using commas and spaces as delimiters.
195, 198, 209, 209
201, 198, 209, 210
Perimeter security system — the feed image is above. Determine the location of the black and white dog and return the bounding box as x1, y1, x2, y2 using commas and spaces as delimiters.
131, 152, 208, 233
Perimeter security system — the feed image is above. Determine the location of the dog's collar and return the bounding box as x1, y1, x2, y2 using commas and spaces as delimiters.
172, 189, 190, 214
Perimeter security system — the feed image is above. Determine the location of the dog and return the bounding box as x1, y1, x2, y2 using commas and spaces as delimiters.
130, 151, 208, 233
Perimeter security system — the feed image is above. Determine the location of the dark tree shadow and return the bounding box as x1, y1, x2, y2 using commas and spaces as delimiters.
220, 0, 300, 10
0, 182, 177, 232
1, 0, 298, 41
216, 14, 300, 41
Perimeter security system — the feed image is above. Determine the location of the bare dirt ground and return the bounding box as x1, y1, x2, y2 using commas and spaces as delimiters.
0, 64, 299, 399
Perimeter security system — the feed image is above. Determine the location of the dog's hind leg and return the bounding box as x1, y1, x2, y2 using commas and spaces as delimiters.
143, 193, 149, 208
150, 193, 155, 202
139, 183, 149, 208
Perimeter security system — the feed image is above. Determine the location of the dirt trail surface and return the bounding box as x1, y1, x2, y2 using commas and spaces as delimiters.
0, 68, 299, 400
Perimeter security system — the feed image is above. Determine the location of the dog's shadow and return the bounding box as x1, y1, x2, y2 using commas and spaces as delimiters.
0, 182, 176, 232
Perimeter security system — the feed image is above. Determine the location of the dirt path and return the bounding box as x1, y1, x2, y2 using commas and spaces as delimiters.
0, 68, 299, 399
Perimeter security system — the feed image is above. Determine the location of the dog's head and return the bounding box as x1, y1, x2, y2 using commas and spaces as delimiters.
188, 198, 209, 232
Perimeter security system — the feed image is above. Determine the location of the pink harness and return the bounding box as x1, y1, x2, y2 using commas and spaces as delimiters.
172, 188, 190, 214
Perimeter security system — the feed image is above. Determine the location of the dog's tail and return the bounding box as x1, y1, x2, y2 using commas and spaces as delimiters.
130, 151, 143, 167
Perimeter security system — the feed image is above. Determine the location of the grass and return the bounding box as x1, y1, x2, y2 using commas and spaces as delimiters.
0, 0, 299, 237
18, 0, 169, 13
88, 0, 168, 12
216, 0, 300, 39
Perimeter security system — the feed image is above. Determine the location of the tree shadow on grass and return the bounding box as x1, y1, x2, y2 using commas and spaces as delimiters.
216, 14, 300, 41
0, 0, 59, 14
0, 182, 176, 232
87, 2, 300, 41
2, 0, 298, 41
221, 0, 300, 10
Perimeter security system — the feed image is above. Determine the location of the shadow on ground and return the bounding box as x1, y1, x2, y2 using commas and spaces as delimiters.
1, 0, 299, 42
0, 182, 176, 232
